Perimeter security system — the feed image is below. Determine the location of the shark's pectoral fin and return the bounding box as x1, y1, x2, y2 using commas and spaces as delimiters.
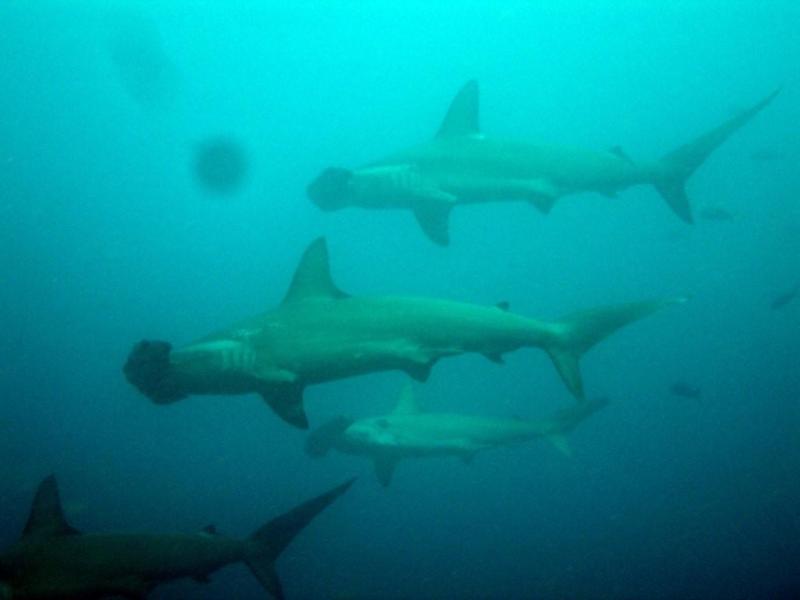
526, 180, 559, 215
460, 452, 476, 465
546, 434, 572, 457
404, 358, 438, 382
261, 385, 308, 429
374, 457, 398, 487
413, 200, 454, 246
609, 145, 635, 165
484, 352, 505, 364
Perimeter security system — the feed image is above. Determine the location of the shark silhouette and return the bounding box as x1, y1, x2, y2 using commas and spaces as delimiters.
0, 475, 353, 599
308, 81, 778, 244
124, 238, 684, 428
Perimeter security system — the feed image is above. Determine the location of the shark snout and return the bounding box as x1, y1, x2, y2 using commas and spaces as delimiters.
307, 167, 353, 211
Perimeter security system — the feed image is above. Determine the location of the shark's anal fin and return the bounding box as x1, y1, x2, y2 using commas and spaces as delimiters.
374, 457, 398, 487
436, 80, 480, 138
413, 201, 454, 246
261, 385, 308, 429
282, 238, 348, 305
23, 475, 80, 539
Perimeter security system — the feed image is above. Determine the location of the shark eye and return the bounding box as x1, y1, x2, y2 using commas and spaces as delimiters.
376, 419, 389, 429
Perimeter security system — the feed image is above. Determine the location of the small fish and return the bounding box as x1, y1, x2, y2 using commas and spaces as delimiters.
771, 284, 799, 310
670, 382, 702, 399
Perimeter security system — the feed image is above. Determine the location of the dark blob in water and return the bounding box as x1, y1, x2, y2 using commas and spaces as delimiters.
193, 137, 249, 194
669, 382, 702, 399
108, 12, 178, 111
771, 284, 800, 310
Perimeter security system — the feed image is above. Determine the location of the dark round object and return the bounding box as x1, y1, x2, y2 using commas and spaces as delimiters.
193, 137, 249, 194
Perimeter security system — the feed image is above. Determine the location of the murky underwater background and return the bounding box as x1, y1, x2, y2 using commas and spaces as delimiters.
1, 1, 799, 598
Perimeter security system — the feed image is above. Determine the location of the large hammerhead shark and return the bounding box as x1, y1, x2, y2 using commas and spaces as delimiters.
306, 383, 608, 486
308, 81, 779, 244
0, 475, 353, 599
124, 238, 683, 428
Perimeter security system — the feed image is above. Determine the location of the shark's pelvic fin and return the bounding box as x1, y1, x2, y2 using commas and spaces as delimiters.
23, 475, 80, 539
392, 382, 422, 415
246, 478, 355, 599
436, 80, 480, 138
413, 202, 453, 246
282, 238, 348, 305
655, 87, 780, 223
374, 457, 398, 487
261, 385, 309, 429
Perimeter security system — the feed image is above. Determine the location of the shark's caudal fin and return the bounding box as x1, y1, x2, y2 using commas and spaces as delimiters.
245, 478, 355, 599
547, 298, 687, 400
654, 88, 780, 223
544, 397, 609, 456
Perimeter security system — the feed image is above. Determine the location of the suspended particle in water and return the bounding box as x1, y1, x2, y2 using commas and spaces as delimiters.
192, 137, 249, 195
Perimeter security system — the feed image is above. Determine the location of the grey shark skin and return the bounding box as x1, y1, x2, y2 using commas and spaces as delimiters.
308, 81, 779, 245
124, 238, 684, 429
0, 475, 353, 599
306, 384, 607, 486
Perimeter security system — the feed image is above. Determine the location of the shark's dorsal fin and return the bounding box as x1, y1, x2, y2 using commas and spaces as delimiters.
392, 382, 422, 415
436, 80, 480, 139
23, 475, 80, 538
282, 237, 348, 305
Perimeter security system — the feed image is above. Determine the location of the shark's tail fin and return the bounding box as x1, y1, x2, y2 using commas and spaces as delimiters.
245, 478, 355, 599
544, 397, 609, 456
654, 88, 780, 223
304, 417, 354, 457
546, 298, 687, 400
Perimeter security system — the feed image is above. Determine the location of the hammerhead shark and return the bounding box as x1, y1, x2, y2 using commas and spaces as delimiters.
308, 81, 779, 245
306, 383, 608, 486
124, 237, 684, 428
0, 475, 353, 599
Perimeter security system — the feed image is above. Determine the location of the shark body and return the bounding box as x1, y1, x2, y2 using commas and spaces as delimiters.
306, 384, 607, 485
308, 81, 778, 245
124, 238, 683, 428
0, 475, 353, 599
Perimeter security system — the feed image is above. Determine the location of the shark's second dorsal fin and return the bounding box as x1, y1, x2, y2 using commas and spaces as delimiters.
392, 382, 422, 415
23, 475, 80, 538
282, 238, 348, 305
436, 80, 480, 139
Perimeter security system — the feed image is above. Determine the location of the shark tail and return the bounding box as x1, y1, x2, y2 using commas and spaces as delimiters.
304, 417, 354, 457
544, 396, 609, 456
654, 88, 780, 223
123, 340, 186, 404
245, 478, 355, 599
546, 298, 687, 400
